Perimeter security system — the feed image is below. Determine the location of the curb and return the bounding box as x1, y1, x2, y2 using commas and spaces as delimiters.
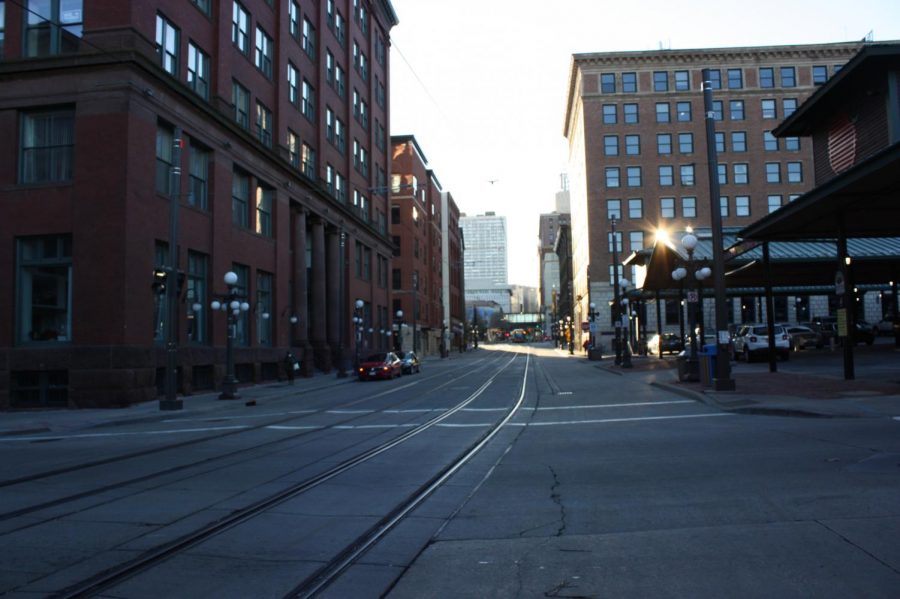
0, 376, 357, 437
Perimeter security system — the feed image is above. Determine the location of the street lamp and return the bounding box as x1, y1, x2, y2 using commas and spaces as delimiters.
611, 216, 623, 366
565, 315, 574, 354
352, 299, 364, 367
440, 320, 449, 358
211, 271, 249, 399
671, 232, 710, 381
619, 278, 633, 368
588, 301, 600, 358
395, 309, 404, 352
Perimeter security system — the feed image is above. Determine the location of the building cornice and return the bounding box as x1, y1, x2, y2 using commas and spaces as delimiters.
571, 41, 865, 68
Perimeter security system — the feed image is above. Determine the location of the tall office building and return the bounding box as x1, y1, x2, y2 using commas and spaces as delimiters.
0, 1, 398, 407
460, 212, 511, 313
563, 41, 863, 343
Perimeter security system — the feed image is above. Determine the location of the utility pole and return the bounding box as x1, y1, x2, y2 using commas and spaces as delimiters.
702, 68, 735, 390
161, 128, 183, 411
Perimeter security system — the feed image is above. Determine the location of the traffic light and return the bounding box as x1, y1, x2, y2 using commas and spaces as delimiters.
152, 269, 167, 294
152, 269, 186, 298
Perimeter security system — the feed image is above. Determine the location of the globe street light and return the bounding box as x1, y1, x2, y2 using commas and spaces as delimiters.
588, 302, 599, 357
611, 217, 623, 366
619, 278, 633, 368
213, 270, 249, 400
671, 232, 710, 381
352, 299, 364, 367
395, 309, 404, 352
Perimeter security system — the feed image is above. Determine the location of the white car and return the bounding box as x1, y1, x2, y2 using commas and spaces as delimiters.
733, 324, 790, 362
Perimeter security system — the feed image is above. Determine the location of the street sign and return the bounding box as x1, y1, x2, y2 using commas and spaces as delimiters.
686, 290, 699, 303
835, 271, 845, 295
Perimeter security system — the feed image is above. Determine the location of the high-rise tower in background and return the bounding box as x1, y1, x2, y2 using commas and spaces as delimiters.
460, 212, 510, 313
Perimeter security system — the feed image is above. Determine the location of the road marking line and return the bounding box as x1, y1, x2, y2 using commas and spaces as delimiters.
538, 400, 693, 411
327, 409, 376, 414
267, 425, 324, 430
162, 409, 318, 423
333, 424, 418, 430
0, 425, 251, 442
508, 413, 735, 426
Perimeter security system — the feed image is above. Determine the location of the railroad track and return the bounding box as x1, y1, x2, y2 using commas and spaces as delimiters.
1, 351, 530, 597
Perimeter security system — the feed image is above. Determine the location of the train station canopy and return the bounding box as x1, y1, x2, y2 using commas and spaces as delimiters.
627, 229, 900, 296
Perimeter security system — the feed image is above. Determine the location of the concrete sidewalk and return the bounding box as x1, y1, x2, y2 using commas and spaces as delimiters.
591, 346, 900, 419
4, 344, 899, 437
0, 352, 470, 437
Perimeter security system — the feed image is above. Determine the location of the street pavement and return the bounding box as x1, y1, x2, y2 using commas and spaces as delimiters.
3, 343, 899, 597
3, 341, 899, 436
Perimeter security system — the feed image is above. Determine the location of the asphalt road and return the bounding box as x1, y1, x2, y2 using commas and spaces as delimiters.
1, 344, 898, 597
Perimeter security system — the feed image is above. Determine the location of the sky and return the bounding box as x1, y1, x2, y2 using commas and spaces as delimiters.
387, 0, 900, 288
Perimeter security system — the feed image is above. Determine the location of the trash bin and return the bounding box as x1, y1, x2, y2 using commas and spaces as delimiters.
677, 352, 702, 382
703, 344, 717, 385
698, 347, 711, 387
676, 354, 689, 382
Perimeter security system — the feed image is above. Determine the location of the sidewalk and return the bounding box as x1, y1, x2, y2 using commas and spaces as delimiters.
4, 346, 898, 437
0, 352, 467, 437
591, 345, 900, 419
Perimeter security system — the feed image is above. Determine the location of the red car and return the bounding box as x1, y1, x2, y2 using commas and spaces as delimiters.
357, 352, 402, 380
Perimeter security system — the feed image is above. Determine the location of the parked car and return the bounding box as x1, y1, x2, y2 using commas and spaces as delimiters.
399, 351, 421, 374
732, 324, 791, 362
810, 316, 876, 346
784, 324, 824, 351
850, 320, 877, 346
875, 318, 898, 335
808, 317, 839, 346
357, 352, 402, 381
647, 333, 684, 355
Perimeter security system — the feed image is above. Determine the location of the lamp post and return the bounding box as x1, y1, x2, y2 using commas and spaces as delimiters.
702, 67, 736, 391
557, 319, 563, 349
671, 232, 710, 382
564, 315, 574, 354
588, 301, 599, 358
210, 271, 250, 399
395, 309, 404, 352
611, 217, 623, 366
352, 299, 364, 367
619, 279, 633, 368
440, 320, 448, 358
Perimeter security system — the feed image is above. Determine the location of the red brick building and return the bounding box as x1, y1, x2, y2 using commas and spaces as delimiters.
441, 190, 466, 352
0, 0, 398, 408
389, 135, 447, 355
564, 42, 864, 343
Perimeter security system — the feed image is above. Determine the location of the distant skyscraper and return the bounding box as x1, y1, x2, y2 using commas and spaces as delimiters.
460, 212, 511, 312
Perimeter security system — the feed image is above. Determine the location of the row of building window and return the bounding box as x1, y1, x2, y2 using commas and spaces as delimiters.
14, 228, 389, 348
16, 6, 379, 203
155, 5, 379, 162
603, 130, 801, 156
605, 193, 800, 227
604, 161, 803, 188
3, 0, 389, 66
602, 97, 798, 125
599, 63, 841, 94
